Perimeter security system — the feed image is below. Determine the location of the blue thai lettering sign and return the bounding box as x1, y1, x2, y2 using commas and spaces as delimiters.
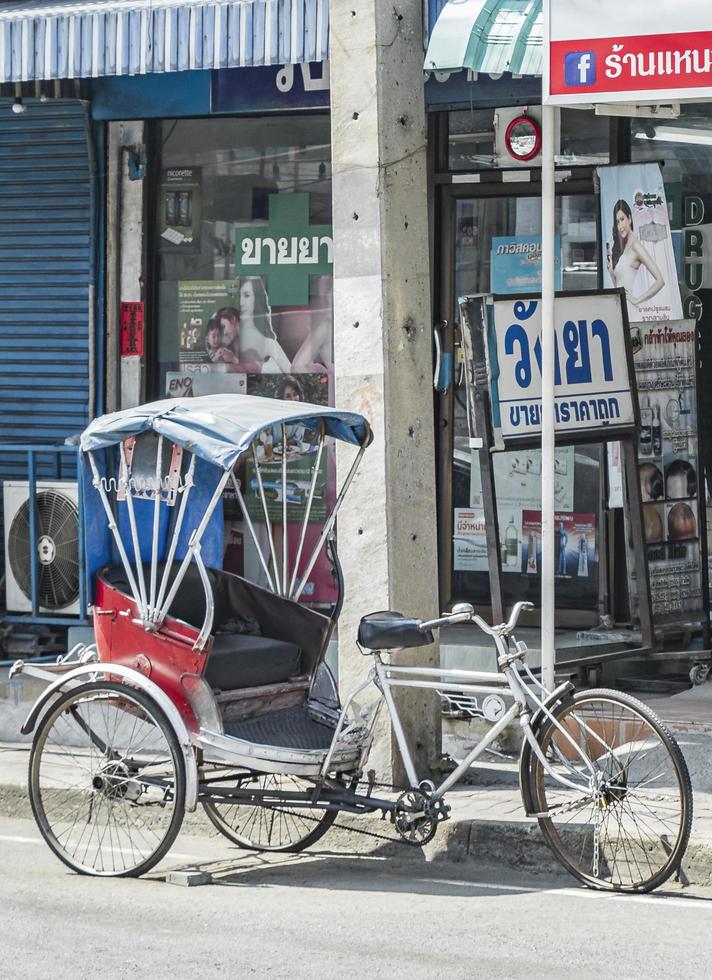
491, 235, 562, 295
235, 193, 333, 307
490, 291, 635, 443
211, 63, 330, 113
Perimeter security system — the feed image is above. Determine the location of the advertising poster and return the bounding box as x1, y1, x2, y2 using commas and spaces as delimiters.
599, 163, 683, 332
177, 280, 242, 370
470, 447, 575, 512
469, 447, 575, 573
491, 235, 562, 295
453, 508, 488, 572
243, 373, 330, 525
521, 511, 597, 580
632, 320, 705, 620
159, 167, 202, 252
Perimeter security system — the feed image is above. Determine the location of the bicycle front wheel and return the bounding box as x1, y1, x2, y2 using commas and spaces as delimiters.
528, 688, 692, 892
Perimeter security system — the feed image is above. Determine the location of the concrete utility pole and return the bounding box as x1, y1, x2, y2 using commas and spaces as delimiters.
330, 0, 441, 778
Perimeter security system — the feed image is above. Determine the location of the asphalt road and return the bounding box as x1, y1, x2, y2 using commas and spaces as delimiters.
2, 814, 712, 980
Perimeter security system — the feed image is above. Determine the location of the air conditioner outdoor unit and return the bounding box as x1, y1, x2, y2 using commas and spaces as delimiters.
3, 481, 80, 615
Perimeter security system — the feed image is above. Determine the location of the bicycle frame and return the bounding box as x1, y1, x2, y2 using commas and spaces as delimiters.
320, 626, 600, 802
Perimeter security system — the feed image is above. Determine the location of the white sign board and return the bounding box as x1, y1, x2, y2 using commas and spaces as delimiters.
544, 0, 712, 105
491, 292, 636, 443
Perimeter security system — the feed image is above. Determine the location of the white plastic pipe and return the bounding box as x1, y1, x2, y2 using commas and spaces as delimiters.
540, 103, 557, 692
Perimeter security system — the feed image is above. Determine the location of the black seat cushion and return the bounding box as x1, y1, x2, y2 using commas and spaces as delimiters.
358, 611, 433, 650
205, 634, 302, 691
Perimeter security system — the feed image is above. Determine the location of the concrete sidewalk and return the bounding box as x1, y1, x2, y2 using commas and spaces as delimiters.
3, 732, 712, 888
2, 665, 712, 885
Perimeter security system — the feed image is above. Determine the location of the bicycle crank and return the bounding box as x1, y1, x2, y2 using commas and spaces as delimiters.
393, 790, 449, 846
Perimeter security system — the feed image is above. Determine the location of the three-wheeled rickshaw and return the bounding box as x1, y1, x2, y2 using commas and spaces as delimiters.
11, 394, 693, 892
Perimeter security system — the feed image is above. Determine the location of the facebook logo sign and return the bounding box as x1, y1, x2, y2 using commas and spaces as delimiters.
564, 51, 596, 87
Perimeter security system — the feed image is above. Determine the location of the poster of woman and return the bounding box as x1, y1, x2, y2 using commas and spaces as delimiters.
599, 163, 683, 329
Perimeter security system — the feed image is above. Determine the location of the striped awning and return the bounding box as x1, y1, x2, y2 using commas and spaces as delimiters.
0, 0, 329, 83
425, 0, 542, 76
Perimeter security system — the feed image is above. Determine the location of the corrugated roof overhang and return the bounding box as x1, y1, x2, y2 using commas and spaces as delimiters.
0, 0, 329, 82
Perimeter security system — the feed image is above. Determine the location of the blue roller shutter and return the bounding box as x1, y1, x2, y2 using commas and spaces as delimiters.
0, 100, 92, 481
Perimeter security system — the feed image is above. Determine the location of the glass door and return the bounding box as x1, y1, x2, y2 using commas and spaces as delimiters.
439, 188, 607, 625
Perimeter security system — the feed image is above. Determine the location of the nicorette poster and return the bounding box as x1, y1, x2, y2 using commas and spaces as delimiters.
599, 163, 683, 332
159, 167, 202, 253
630, 319, 705, 622
491, 235, 562, 295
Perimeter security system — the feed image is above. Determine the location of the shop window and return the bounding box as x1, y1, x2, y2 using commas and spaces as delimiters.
153, 115, 335, 601
451, 193, 603, 613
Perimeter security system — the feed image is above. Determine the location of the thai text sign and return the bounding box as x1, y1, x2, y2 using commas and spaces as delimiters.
544, 1, 712, 104
491, 291, 635, 443
235, 193, 333, 307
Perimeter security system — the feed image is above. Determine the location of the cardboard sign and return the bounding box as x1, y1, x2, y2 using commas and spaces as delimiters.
120, 302, 144, 356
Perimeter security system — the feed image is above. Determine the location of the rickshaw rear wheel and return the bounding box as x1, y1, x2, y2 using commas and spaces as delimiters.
202, 773, 340, 852
29, 680, 186, 877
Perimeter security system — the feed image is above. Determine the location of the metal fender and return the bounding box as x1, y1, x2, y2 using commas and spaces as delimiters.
518, 681, 575, 817
21, 663, 199, 812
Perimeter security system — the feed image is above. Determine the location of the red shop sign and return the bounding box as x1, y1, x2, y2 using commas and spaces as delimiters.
545, 1, 712, 105
120, 302, 145, 356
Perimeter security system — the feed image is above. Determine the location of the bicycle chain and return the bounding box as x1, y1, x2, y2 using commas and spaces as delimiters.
252, 779, 416, 846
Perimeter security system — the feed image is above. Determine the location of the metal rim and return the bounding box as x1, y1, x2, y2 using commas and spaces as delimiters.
531, 690, 692, 892
29, 681, 186, 877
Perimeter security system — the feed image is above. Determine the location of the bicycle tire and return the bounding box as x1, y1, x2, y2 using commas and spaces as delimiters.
528, 688, 692, 892
202, 773, 338, 852
29, 680, 186, 878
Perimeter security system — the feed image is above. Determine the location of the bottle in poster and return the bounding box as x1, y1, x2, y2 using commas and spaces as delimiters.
526, 533, 537, 574
652, 405, 662, 456
505, 515, 518, 567
557, 522, 568, 575
577, 535, 589, 577
639, 396, 653, 456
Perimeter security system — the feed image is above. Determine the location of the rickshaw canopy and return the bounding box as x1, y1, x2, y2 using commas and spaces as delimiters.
80, 393, 373, 471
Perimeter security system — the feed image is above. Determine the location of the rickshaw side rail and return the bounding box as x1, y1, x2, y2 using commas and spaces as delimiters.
198, 726, 363, 777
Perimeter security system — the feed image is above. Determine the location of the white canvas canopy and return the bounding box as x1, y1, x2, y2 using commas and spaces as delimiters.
81, 393, 372, 470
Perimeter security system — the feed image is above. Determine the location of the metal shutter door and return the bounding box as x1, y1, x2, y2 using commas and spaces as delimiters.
0, 100, 93, 481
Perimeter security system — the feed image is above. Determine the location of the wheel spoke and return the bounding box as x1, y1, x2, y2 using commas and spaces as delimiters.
531, 691, 691, 892
29, 682, 185, 877
202, 773, 336, 852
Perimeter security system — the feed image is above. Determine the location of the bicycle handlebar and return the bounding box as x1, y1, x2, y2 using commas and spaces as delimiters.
419, 600, 534, 636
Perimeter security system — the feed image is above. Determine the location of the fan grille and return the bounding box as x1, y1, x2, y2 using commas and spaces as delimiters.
8, 490, 79, 610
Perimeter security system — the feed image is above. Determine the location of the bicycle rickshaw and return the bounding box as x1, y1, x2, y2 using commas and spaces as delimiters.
11, 393, 692, 891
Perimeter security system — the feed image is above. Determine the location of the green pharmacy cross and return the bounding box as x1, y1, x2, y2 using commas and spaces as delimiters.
235, 193, 333, 307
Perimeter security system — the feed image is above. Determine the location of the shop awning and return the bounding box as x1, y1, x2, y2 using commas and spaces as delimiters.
0, 0, 329, 83
425, 0, 542, 76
